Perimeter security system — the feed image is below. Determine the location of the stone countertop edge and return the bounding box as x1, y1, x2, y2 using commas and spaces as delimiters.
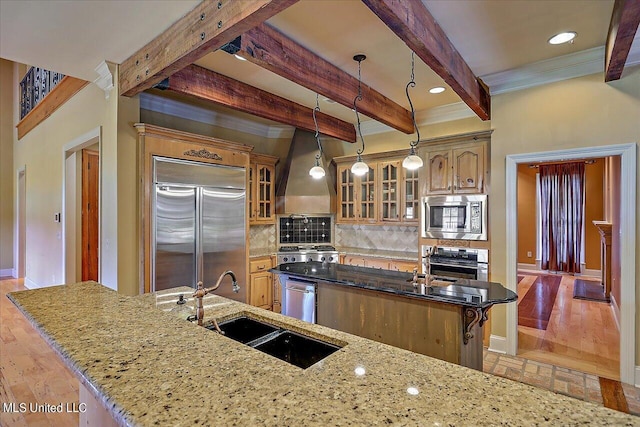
7, 281, 640, 427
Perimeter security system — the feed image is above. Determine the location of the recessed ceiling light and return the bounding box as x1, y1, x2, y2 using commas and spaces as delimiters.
429, 86, 445, 94
548, 32, 577, 45
233, 54, 247, 61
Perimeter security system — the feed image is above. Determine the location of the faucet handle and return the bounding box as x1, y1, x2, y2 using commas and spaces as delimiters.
232, 281, 240, 293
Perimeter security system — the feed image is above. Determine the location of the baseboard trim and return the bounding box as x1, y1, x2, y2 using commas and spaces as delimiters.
580, 268, 601, 278
0, 268, 15, 278
488, 335, 507, 354
610, 294, 621, 333
24, 277, 39, 289
517, 263, 538, 272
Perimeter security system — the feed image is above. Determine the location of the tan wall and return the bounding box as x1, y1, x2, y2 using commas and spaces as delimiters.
11, 62, 140, 294
490, 70, 640, 359
0, 59, 14, 273
516, 160, 604, 270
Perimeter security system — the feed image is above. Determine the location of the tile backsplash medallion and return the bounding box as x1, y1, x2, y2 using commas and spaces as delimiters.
249, 224, 276, 252
336, 224, 419, 253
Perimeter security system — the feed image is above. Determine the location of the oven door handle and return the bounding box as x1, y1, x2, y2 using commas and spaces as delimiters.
428, 262, 483, 270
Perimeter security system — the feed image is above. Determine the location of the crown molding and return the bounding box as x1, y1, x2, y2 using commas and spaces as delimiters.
482, 46, 606, 95
93, 61, 114, 99
139, 92, 295, 140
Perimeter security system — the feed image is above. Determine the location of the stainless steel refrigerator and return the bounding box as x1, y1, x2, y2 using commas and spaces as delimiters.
152, 157, 246, 302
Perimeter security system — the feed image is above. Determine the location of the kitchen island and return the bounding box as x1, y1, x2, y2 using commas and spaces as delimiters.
273, 262, 517, 371
8, 281, 638, 426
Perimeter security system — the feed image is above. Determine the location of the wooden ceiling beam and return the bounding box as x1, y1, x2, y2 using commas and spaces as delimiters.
119, 0, 298, 96
234, 23, 415, 133
165, 64, 357, 142
605, 0, 640, 82
361, 0, 490, 121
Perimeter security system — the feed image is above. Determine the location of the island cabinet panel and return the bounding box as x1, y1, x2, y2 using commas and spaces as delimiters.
316, 282, 482, 370
79, 383, 119, 427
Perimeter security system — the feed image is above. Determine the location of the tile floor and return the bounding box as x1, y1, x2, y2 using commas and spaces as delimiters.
483, 349, 640, 416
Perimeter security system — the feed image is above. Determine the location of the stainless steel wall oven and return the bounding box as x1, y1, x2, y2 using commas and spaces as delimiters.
421, 246, 488, 282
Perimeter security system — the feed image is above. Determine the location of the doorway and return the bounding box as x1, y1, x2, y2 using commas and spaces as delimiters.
505, 143, 636, 385
81, 149, 99, 281
15, 167, 26, 279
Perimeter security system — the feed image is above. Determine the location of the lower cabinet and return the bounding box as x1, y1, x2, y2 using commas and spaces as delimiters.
342, 255, 418, 272
249, 256, 275, 310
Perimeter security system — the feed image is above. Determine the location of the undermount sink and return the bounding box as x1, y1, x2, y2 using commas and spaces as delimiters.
205, 316, 342, 369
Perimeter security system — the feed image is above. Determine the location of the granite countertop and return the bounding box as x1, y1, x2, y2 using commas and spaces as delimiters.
8, 282, 638, 426
272, 261, 517, 308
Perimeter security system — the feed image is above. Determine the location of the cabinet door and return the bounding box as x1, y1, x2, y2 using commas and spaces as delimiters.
255, 164, 275, 222
402, 167, 419, 222
364, 257, 390, 269
379, 161, 400, 222
390, 260, 418, 273
453, 146, 484, 193
426, 150, 452, 194
272, 274, 282, 314
359, 166, 377, 222
343, 255, 366, 267
337, 165, 357, 222
250, 272, 273, 309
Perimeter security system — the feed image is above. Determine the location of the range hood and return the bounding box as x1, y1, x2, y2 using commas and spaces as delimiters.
276, 129, 336, 214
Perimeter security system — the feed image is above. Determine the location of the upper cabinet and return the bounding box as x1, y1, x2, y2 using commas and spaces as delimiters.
336, 164, 377, 223
249, 154, 278, 224
334, 153, 418, 225
425, 140, 487, 195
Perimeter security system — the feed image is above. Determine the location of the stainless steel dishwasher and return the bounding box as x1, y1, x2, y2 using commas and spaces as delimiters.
281, 278, 316, 323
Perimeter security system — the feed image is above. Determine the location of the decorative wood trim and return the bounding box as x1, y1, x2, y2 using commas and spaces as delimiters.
165, 64, 356, 142
119, 0, 298, 96
361, 0, 490, 121
17, 76, 89, 139
605, 0, 640, 82
238, 23, 414, 134
332, 130, 492, 165
134, 123, 254, 153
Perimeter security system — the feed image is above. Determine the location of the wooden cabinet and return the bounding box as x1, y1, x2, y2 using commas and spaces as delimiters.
342, 255, 418, 272
425, 143, 485, 195
335, 155, 418, 225
336, 164, 377, 223
249, 256, 274, 310
249, 154, 278, 224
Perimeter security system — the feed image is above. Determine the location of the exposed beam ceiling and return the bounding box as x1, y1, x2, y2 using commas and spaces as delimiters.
605, 0, 640, 82
235, 23, 415, 134
362, 0, 490, 121
164, 65, 356, 142
119, 0, 298, 96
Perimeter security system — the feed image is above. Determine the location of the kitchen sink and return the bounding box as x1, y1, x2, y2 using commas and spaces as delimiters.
253, 330, 342, 369
212, 316, 280, 344
205, 316, 342, 369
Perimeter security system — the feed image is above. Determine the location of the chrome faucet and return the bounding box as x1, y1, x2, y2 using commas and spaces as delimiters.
192, 270, 239, 327
424, 245, 437, 285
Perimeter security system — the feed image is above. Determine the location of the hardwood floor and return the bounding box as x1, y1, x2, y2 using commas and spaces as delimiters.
0, 278, 79, 427
517, 272, 620, 380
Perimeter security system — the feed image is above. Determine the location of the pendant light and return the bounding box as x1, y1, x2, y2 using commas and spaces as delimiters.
309, 93, 326, 179
402, 52, 424, 171
351, 54, 369, 177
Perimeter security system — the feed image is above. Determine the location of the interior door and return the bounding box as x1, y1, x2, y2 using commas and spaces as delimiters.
154, 185, 196, 291
82, 149, 99, 281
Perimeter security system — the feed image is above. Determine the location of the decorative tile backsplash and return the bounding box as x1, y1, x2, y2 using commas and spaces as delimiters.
336, 224, 419, 252
249, 224, 277, 252
279, 216, 332, 244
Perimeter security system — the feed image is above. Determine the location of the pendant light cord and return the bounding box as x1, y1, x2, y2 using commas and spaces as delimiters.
405, 52, 420, 148
312, 93, 323, 162
353, 56, 365, 156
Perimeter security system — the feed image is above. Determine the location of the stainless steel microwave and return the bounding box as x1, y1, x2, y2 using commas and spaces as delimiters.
422, 194, 487, 240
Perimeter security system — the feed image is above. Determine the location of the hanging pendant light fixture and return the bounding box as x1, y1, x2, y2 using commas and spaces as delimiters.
402, 52, 424, 171
351, 54, 369, 177
309, 93, 326, 179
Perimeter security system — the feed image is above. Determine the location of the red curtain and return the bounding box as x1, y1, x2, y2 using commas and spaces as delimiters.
539, 162, 585, 273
